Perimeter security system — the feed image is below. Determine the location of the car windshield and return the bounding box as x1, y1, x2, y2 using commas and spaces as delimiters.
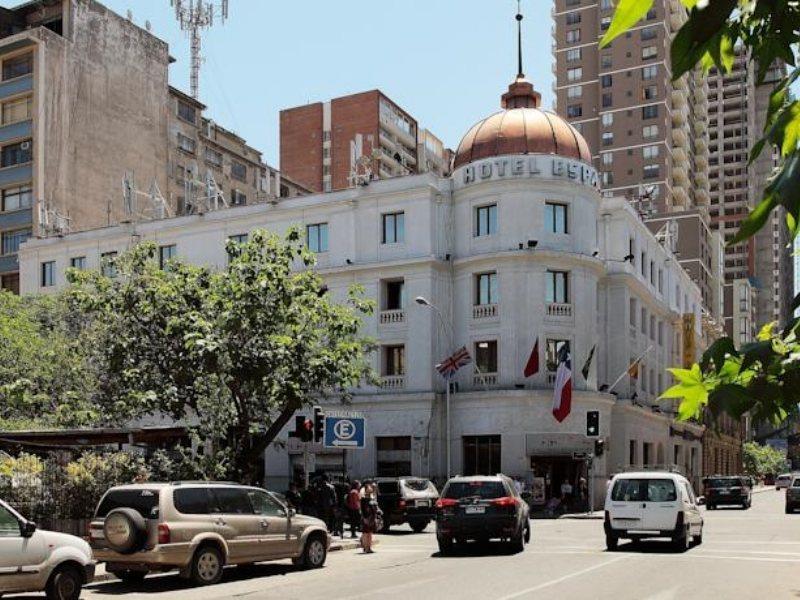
792, 479, 800, 488
401, 479, 437, 493
611, 479, 677, 502
707, 478, 740, 487
95, 489, 160, 519
444, 481, 506, 500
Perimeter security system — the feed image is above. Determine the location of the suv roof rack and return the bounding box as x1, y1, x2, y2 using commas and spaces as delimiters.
169, 480, 242, 486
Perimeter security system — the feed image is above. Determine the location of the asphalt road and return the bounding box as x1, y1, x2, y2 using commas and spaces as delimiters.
10, 486, 800, 600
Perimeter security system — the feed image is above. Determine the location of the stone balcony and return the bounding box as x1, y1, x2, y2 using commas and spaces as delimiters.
379, 309, 405, 325
472, 303, 498, 319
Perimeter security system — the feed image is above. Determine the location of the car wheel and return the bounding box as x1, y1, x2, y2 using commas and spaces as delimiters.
437, 536, 453, 555
190, 545, 224, 586
786, 505, 793, 514
605, 533, 619, 551
509, 526, 525, 553
672, 526, 691, 552
46, 565, 82, 600
410, 520, 428, 533
299, 534, 327, 569
707, 504, 715, 510
110, 570, 147, 584
523, 521, 531, 544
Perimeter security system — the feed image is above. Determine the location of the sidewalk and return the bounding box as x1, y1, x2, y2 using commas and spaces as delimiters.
91, 537, 366, 583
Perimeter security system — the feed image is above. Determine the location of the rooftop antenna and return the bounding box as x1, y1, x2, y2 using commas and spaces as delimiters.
516, 0, 524, 79
170, 0, 230, 98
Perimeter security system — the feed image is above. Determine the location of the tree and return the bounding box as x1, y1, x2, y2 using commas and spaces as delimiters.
742, 441, 788, 478
602, 1, 800, 426
67, 229, 374, 482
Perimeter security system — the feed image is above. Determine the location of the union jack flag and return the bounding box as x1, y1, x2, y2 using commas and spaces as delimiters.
436, 346, 472, 379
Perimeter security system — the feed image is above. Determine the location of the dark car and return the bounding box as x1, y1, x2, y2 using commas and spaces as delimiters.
704, 475, 752, 509
434, 474, 530, 554
786, 476, 800, 514
376, 477, 439, 532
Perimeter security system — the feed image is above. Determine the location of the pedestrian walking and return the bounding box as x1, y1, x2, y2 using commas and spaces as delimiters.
347, 480, 362, 539
285, 482, 302, 511
360, 481, 378, 553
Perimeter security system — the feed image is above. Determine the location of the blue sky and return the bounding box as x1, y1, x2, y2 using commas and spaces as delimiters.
5, 0, 554, 166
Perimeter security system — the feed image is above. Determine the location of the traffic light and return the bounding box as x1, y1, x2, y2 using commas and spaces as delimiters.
289, 415, 313, 442
594, 438, 605, 457
313, 406, 325, 443
586, 410, 599, 437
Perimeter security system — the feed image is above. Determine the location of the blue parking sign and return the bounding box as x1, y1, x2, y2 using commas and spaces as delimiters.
323, 413, 365, 449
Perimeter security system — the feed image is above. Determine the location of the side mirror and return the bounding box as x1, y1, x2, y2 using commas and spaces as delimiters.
21, 521, 36, 537
696, 496, 705, 506
286, 508, 296, 518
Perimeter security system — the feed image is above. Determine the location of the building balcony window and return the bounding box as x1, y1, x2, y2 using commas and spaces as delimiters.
472, 303, 498, 319
379, 309, 405, 325
473, 372, 498, 387
380, 375, 406, 390
546, 302, 572, 318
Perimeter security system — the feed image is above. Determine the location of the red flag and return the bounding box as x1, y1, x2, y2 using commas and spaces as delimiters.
523, 337, 539, 377
552, 345, 572, 423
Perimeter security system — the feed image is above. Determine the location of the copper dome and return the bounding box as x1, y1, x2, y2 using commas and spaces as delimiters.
453, 78, 592, 170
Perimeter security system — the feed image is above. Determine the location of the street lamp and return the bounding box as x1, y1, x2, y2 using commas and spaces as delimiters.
416, 295, 455, 479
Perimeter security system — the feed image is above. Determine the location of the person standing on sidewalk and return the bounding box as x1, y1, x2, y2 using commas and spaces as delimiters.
360, 481, 378, 553
347, 480, 362, 539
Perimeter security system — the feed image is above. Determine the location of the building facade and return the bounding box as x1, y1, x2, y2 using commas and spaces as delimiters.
279, 90, 450, 193
20, 76, 706, 506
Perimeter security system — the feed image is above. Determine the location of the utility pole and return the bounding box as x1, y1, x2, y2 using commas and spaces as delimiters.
170, 0, 230, 99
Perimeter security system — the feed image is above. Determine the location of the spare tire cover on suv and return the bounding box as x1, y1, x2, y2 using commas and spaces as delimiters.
104, 507, 148, 554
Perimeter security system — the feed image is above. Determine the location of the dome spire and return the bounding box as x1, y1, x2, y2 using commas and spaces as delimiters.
501, 0, 541, 109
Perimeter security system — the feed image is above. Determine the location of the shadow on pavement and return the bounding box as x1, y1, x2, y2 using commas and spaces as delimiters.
431, 540, 523, 558
609, 539, 696, 555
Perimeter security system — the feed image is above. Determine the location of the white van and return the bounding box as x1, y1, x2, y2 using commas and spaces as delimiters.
0, 499, 95, 600
603, 472, 703, 552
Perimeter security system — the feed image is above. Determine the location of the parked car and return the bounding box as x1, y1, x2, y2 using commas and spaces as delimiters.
376, 477, 439, 533
0, 498, 95, 600
604, 472, 703, 552
89, 482, 330, 586
704, 475, 752, 510
786, 476, 800, 514
776, 473, 793, 490
764, 473, 776, 486
434, 474, 530, 554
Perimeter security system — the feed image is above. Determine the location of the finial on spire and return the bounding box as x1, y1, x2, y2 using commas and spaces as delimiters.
516, 0, 524, 79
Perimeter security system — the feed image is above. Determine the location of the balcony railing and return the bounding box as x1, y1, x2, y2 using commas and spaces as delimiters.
546, 302, 572, 318
473, 372, 498, 387
379, 309, 405, 325
381, 375, 406, 390
473, 303, 498, 319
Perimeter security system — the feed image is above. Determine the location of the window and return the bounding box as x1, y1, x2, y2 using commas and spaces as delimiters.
640, 26, 657, 40
306, 222, 329, 252
642, 105, 659, 119
546, 339, 570, 372
658, 269, 663, 293
600, 0, 613, 8
0, 504, 19, 537
643, 125, 658, 139
629, 298, 637, 326
601, 54, 612, 69
546, 270, 569, 303
70, 256, 86, 270
602, 171, 613, 185
643, 164, 660, 179
601, 74, 613, 88
545, 202, 568, 233
376, 436, 412, 477
1, 228, 30, 254
600, 16, 611, 31
567, 104, 582, 117
2, 96, 31, 125
601, 113, 613, 127
213, 488, 253, 515
643, 145, 659, 159
382, 211, 405, 244
567, 67, 582, 82
642, 46, 657, 60
205, 148, 222, 167
602, 93, 612, 108
229, 233, 248, 246
1, 273, 18, 294
231, 161, 246, 182
642, 65, 658, 80
629, 440, 637, 466
567, 85, 582, 99
475, 272, 498, 305
657, 320, 664, 345
646, 7, 657, 19
1, 140, 31, 167
383, 345, 405, 376
611, 479, 676, 502
177, 133, 196, 154
602, 153, 613, 166
40, 260, 54, 287
322, 130, 331, 142
649, 315, 656, 340
643, 85, 658, 100
474, 340, 498, 373
159, 244, 176, 269
566, 12, 581, 24
1, 185, 32, 211
384, 279, 405, 310
177, 100, 196, 124
247, 490, 284, 517
231, 190, 246, 206
566, 48, 581, 62
174, 488, 212, 514
602, 132, 614, 146
475, 204, 497, 237
2, 54, 32, 80
462, 435, 501, 476
101, 251, 118, 278
566, 29, 581, 44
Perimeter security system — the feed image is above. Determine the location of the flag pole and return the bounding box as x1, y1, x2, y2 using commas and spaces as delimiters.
446, 375, 451, 479
608, 345, 653, 394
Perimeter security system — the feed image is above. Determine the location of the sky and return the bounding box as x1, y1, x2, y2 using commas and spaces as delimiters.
5, 0, 554, 166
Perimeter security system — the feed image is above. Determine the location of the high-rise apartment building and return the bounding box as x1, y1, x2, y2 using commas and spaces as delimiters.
280, 90, 450, 193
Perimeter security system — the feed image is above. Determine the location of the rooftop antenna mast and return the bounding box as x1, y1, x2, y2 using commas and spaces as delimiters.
170, 0, 229, 98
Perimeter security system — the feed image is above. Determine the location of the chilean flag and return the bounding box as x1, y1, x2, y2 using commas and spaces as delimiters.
523, 337, 539, 377
552, 344, 572, 423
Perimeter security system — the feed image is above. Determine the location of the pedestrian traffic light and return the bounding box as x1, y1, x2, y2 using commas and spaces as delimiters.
313, 406, 325, 443
594, 438, 605, 457
289, 415, 313, 442
586, 410, 599, 437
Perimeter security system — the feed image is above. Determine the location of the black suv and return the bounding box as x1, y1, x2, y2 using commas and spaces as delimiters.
703, 475, 752, 510
376, 477, 439, 532
435, 474, 530, 554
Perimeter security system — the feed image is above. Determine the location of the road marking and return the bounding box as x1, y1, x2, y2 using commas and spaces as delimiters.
494, 555, 629, 599
336, 575, 446, 599
690, 554, 800, 563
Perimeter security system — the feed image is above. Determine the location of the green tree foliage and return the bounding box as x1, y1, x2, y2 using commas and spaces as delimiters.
66, 229, 374, 482
603, 1, 800, 426
0, 292, 96, 429
742, 441, 788, 478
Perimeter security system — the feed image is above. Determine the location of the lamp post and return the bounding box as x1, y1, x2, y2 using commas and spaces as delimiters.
416, 295, 455, 479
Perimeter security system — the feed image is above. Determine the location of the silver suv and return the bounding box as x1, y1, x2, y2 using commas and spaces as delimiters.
89, 482, 330, 586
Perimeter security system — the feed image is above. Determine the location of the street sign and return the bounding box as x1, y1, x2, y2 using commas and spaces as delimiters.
323, 413, 366, 449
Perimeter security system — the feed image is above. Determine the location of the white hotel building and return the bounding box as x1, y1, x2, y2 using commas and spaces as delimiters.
18, 77, 705, 507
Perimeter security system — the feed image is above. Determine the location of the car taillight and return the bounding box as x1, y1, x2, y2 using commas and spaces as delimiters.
490, 496, 519, 508
157, 523, 170, 545
88, 523, 102, 540
398, 500, 406, 508
435, 498, 458, 509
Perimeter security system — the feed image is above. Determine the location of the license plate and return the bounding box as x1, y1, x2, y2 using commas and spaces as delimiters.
720, 490, 730, 494
415, 500, 429, 507
465, 506, 485, 514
